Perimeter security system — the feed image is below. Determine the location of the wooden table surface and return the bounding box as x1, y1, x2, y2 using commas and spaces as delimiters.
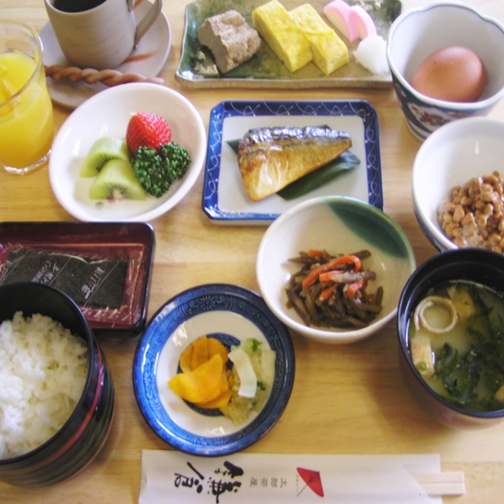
2, 0, 504, 502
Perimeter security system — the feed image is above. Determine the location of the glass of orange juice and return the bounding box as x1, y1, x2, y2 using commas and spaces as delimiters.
0, 21, 54, 174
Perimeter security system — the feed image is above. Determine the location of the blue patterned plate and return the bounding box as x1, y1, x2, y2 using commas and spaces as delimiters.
133, 283, 295, 456
202, 100, 383, 224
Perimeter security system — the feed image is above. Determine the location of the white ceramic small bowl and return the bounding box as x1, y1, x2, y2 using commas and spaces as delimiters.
413, 116, 504, 252
386, 2, 504, 141
256, 196, 416, 345
49, 83, 206, 222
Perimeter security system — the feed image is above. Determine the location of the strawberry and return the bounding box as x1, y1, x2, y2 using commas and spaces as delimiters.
126, 112, 172, 153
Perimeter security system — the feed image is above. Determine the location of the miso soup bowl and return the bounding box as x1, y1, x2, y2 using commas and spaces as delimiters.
0, 282, 115, 487
386, 2, 504, 140
397, 249, 504, 428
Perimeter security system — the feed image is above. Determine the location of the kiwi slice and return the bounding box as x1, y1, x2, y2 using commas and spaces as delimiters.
80, 137, 130, 177
89, 159, 147, 200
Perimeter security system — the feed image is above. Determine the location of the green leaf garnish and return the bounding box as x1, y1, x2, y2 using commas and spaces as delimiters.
227, 138, 240, 154
277, 151, 360, 200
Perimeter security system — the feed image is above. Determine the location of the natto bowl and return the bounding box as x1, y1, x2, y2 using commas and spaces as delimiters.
412, 116, 504, 252
0, 282, 114, 487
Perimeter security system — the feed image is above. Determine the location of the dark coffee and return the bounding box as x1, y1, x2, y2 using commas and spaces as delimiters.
53, 0, 106, 13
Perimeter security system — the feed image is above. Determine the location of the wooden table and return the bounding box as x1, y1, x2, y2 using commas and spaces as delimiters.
1, 0, 504, 502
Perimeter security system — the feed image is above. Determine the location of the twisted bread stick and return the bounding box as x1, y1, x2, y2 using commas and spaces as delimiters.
44, 65, 164, 87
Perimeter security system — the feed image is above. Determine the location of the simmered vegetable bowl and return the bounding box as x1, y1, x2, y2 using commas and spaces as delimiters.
256, 196, 416, 344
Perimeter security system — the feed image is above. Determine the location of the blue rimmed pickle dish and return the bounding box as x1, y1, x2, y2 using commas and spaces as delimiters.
386, 2, 504, 141
257, 196, 416, 345
0, 282, 114, 487
133, 283, 295, 456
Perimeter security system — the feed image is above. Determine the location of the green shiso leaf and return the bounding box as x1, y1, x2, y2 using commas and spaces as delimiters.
227, 138, 240, 154
226, 138, 360, 200
277, 151, 360, 200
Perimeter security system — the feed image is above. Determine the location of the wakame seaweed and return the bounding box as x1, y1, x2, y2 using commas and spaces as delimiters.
431, 284, 504, 411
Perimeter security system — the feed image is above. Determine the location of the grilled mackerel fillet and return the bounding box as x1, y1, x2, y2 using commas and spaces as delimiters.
237, 126, 352, 201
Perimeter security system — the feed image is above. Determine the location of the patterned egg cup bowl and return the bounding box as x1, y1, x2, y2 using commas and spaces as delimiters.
386, 2, 504, 141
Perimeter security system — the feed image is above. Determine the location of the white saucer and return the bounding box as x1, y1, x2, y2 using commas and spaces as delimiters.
40, 3, 171, 109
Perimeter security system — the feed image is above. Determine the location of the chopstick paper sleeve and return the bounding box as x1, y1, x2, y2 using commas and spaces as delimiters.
139, 451, 464, 503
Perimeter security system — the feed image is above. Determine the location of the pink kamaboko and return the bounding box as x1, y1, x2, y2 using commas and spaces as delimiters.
323, 0, 377, 42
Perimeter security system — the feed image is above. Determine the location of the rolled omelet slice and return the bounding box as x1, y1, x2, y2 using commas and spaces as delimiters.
237, 126, 352, 202
252, 0, 312, 73
290, 3, 349, 76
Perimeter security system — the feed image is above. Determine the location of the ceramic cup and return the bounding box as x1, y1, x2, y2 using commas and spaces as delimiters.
0, 21, 54, 174
44, 0, 162, 69
386, 2, 504, 141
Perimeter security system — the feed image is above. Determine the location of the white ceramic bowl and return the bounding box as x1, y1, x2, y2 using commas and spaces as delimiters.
49, 83, 206, 222
413, 116, 504, 252
256, 196, 416, 345
386, 2, 504, 140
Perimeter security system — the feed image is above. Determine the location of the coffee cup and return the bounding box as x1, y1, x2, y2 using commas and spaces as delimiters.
44, 0, 162, 69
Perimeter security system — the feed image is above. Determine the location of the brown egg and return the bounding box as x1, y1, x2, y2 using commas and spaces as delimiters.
411, 46, 486, 102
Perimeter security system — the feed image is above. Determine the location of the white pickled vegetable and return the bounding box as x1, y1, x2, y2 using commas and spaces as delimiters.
228, 348, 257, 398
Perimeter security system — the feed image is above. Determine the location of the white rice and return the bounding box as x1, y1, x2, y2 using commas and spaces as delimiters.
354, 35, 390, 75
0, 311, 89, 459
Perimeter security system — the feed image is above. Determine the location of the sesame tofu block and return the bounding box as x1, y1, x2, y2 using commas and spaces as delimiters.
252, 0, 313, 73
197, 10, 261, 74
290, 4, 349, 75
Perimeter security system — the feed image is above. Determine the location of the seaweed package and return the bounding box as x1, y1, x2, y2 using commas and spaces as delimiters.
1, 249, 127, 309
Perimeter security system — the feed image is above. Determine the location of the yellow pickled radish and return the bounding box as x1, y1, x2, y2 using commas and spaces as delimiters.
179, 342, 193, 374
207, 337, 229, 366
168, 353, 224, 404
195, 382, 232, 409
179, 335, 230, 373
190, 335, 210, 371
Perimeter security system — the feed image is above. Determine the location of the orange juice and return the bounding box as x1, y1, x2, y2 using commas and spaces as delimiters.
0, 51, 54, 169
